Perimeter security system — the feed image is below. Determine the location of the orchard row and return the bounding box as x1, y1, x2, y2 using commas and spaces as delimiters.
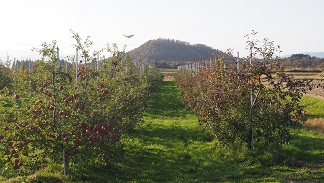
175, 44, 314, 150
0, 34, 162, 176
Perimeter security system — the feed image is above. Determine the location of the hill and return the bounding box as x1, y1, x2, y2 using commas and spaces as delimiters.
281, 53, 324, 69
127, 38, 224, 68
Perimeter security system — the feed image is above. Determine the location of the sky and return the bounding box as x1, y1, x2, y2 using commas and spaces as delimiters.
0, 0, 323, 62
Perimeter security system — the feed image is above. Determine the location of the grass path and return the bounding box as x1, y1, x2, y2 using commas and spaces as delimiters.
109, 81, 222, 182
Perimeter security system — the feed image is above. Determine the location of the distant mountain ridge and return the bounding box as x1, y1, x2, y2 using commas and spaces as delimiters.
283, 52, 324, 58
127, 38, 224, 62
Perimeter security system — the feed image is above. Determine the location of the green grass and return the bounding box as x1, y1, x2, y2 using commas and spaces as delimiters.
300, 95, 324, 118
2, 81, 324, 182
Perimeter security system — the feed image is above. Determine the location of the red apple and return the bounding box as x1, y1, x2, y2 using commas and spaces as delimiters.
105, 124, 111, 130
76, 130, 81, 135
79, 122, 85, 127
64, 98, 69, 103
86, 128, 91, 133
49, 105, 55, 110
23, 121, 29, 126
75, 139, 80, 145
13, 153, 19, 158
18, 142, 24, 149
249, 78, 254, 85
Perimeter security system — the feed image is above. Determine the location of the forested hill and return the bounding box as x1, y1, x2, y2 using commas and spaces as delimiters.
127, 38, 224, 62
281, 53, 324, 69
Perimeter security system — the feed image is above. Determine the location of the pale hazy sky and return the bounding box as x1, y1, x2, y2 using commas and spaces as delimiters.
0, 0, 323, 61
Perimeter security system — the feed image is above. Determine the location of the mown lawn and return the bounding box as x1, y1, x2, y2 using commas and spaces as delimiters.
2, 81, 324, 182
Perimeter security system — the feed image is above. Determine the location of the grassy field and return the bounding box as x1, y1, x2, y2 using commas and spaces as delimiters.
301, 96, 324, 118
300, 95, 324, 133
2, 81, 324, 182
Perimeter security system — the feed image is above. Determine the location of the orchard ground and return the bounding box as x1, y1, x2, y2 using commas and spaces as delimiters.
2, 80, 324, 182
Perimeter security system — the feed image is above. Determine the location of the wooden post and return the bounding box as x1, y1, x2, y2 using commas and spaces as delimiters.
237, 52, 240, 79
29, 59, 31, 71
75, 48, 78, 83
57, 48, 69, 174
97, 54, 99, 70
249, 48, 254, 149
57, 47, 60, 69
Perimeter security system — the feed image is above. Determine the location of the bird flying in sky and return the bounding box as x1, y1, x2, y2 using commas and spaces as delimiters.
123, 34, 134, 38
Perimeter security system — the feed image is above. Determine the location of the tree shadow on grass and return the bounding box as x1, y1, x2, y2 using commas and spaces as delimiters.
101, 126, 245, 182
284, 134, 324, 165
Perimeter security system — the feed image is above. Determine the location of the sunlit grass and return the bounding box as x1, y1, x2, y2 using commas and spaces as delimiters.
301, 95, 324, 118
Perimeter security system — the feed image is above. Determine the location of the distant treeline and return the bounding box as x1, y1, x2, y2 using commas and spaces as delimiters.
281, 54, 324, 69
